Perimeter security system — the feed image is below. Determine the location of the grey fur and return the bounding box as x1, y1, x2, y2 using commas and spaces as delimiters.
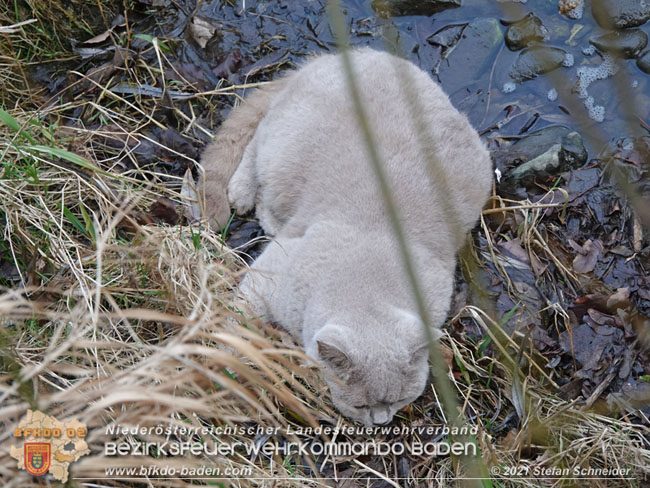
201, 49, 493, 425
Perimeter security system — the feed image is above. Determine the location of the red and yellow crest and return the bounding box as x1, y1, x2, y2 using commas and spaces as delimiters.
24, 443, 50, 476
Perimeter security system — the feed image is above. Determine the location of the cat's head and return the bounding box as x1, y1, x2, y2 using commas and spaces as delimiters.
311, 310, 439, 426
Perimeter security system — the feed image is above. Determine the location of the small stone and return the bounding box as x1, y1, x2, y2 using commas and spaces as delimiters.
592, 0, 650, 30
510, 46, 568, 82
427, 23, 468, 48
438, 18, 503, 85
638, 50, 650, 74
502, 126, 588, 185
589, 30, 648, 59
508, 145, 563, 183
371, 0, 461, 17
504, 14, 548, 51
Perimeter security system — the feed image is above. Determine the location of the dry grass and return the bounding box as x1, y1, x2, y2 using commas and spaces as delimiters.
0, 2, 649, 487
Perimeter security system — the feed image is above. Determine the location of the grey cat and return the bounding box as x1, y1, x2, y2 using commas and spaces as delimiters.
200, 49, 493, 426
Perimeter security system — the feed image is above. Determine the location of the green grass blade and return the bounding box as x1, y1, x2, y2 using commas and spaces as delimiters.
19, 145, 115, 177
0, 108, 35, 143
0, 108, 21, 132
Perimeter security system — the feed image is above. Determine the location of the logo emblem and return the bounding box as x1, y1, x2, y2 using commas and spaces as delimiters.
25, 443, 51, 476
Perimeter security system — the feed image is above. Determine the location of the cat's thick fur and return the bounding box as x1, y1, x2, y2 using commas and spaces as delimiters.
200, 49, 493, 426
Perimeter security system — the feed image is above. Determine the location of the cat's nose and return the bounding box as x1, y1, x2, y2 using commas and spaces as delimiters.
372, 411, 392, 425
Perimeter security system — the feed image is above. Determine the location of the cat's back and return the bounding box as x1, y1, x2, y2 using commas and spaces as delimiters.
252, 49, 492, 241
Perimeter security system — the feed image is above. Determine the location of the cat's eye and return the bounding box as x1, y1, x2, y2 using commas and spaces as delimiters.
353, 405, 368, 409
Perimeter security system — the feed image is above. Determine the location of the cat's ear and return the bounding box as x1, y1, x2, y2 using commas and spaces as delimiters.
411, 341, 431, 363
317, 340, 352, 371
392, 308, 442, 361
314, 325, 353, 382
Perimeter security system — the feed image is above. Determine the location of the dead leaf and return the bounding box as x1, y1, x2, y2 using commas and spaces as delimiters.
83, 28, 114, 45
181, 168, 202, 223
244, 48, 289, 78
0, 260, 20, 281
587, 308, 616, 326
606, 287, 630, 311
607, 381, 650, 410
150, 198, 179, 225
638, 288, 650, 301
633, 216, 643, 252
189, 17, 216, 49
81, 16, 125, 45
572, 239, 603, 274
608, 245, 633, 257
501, 429, 519, 450
498, 237, 529, 263
82, 47, 131, 89
530, 324, 556, 350
213, 49, 243, 80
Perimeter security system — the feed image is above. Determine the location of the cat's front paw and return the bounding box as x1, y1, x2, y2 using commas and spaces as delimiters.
227, 173, 256, 215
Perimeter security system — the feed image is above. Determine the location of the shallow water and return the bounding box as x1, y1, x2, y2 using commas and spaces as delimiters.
191, 0, 649, 157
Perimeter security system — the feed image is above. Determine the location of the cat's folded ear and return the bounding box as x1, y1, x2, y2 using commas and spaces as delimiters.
314, 325, 353, 383
393, 308, 443, 361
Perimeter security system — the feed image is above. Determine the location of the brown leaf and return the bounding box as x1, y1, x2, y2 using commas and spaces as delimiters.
83, 29, 113, 44
189, 17, 216, 49
633, 216, 643, 252
501, 429, 520, 450
587, 308, 616, 326
150, 198, 179, 225
608, 381, 650, 410
498, 237, 529, 264
572, 239, 603, 274
606, 287, 630, 311
244, 48, 289, 78
81, 17, 125, 45
213, 49, 243, 80
181, 168, 202, 223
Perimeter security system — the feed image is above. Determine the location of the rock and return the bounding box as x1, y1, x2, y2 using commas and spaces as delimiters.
510, 46, 569, 82
638, 50, 650, 74
602, 136, 649, 188
592, 0, 650, 30
371, 0, 461, 17
427, 23, 467, 48
437, 18, 502, 84
504, 14, 548, 51
503, 126, 588, 184
590, 30, 648, 59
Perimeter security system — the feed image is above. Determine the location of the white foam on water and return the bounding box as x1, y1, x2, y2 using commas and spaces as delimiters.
575, 54, 618, 122
502, 82, 517, 93
547, 88, 558, 101
563, 53, 574, 67
582, 45, 596, 56
585, 96, 605, 122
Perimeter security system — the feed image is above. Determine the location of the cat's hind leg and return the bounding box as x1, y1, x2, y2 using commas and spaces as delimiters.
200, 78, 288, 226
